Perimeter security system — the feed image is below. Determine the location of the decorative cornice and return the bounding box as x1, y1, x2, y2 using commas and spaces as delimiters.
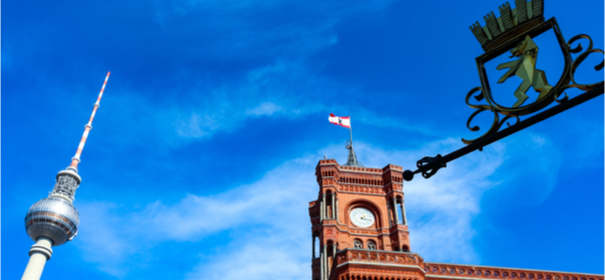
424, 263, 603, 280
318, 159, 403, 174
338, 261, 423, 270
336, 249, 425, 269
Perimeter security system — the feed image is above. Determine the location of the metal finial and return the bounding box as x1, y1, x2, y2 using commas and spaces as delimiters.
68, 72, 110, 171
344, 121, 363, 167
345, 140, 363, 167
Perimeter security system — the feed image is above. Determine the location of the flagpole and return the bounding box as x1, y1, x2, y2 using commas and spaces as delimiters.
329, 113, 362, 167
346, 118, 361, 167
349, 118, 353, 144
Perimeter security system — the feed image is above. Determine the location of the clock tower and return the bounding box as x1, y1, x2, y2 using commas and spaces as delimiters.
309, 159, 423, 280
309, 159, 604, 280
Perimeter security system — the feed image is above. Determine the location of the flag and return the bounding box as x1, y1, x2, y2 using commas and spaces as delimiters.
328, 113, 351, 128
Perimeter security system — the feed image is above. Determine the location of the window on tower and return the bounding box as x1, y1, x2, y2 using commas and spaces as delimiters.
313, 236, 320, 258
327, 191, 333, 219
367, 240, 376, 250
353, 239, 362, 249
396, 198, 405, 224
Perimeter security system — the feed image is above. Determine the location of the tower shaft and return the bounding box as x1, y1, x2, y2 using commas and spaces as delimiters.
21, 238, 53, 280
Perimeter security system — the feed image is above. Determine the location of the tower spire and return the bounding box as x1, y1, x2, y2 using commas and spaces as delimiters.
68, 71, 110, 172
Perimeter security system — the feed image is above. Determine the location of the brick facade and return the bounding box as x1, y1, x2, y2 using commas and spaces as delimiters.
309, 159, 603, 280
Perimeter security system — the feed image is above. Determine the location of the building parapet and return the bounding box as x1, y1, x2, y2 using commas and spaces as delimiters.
424, 263, 603, 280
335, 248, 425, 268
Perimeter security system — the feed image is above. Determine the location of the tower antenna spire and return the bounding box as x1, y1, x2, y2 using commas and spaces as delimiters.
68, 71, 110, 172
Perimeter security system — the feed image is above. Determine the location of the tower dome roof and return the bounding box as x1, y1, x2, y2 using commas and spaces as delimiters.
25, 196, 79, 246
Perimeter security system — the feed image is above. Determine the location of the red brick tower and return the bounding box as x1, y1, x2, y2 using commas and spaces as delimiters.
309, 159, 604, 280
309, 159, 423, 280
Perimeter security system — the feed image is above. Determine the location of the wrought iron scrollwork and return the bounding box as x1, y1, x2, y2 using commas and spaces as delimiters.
564, 34, 604, 91
404, 6, 604, 182
462, 33, 604, 145
463, 87, 500, 144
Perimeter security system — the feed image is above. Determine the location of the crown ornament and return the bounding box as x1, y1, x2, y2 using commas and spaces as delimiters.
470, 0, 544, 51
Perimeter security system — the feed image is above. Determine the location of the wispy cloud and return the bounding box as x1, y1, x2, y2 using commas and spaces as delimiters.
76, 202, 138, 278
97, 59, 442, 156
169, 60, 326, 140
74, 138, 531, 278
57, 0, 434, 153
86, 61, 323, 149
246, 102, 283, 116
491, 132, 562, 205
76, 155, 317, 277
351, 139, 506, 263
150, 0, 394, 61
185, 230, 310, 280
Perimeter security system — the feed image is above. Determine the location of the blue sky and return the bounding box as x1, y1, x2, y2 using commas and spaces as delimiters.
2, 0, 603, 279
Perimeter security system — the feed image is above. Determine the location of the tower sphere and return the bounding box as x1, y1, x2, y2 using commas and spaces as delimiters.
25, 196, 79, 246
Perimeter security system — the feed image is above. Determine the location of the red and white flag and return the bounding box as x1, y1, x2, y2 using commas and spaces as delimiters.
328, 113, 351, 128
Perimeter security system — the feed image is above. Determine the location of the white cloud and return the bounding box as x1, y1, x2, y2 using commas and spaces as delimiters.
150, 0, 394, 61
185, 234, 310, 280
347, 139, 507, 263
76, 202, 137, 278
164, 59, 439, 145
175, 113, 219, 138
73, 128, 573, 279
494, 132, 562, 205
75, 154, 317, 278
168, 60, 327, 140
74, 139, 520, 278
92, 61, 326, 150
246, 102, 283, 116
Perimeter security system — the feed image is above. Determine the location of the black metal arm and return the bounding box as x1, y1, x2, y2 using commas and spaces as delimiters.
403, 84, 604, 181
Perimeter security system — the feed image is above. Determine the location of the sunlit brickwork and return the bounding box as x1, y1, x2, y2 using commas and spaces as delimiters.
309, 159, 604, 280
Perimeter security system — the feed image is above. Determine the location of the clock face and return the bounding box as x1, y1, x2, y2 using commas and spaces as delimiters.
350, 208, 375, 228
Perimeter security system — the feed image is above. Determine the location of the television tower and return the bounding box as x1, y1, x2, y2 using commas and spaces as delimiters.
21, 72, 110, 280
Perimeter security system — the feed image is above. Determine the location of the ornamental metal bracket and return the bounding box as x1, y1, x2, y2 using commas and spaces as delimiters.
403, 0, 604, 182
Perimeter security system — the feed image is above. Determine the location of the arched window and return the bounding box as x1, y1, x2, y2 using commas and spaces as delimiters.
353, 239, 363, 249
367, 240, 377, 250
313, 236, 320, 258
312, 230, 321, 258
327, 191, 333, 218
402, 245, 410, 252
